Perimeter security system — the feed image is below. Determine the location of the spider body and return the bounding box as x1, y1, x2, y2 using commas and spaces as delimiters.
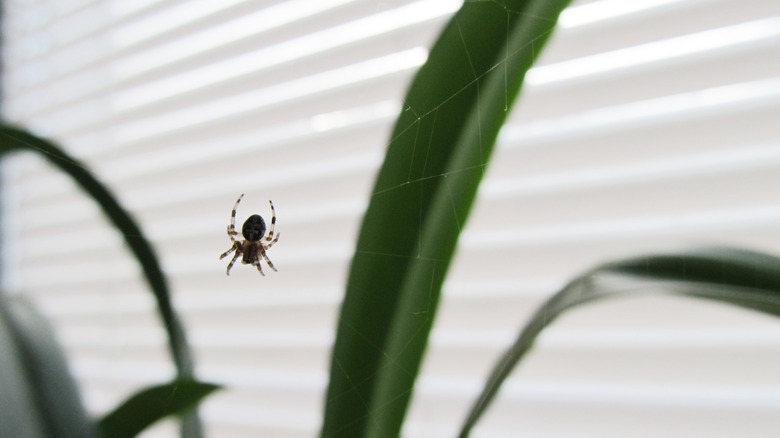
219, 194, 280, 276
242, 214, 266, 241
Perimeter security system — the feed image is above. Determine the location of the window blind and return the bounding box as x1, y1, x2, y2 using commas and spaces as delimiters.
3, 0, 780, 437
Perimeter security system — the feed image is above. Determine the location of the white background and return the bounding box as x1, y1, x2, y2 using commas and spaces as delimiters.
3, 0, 780, 437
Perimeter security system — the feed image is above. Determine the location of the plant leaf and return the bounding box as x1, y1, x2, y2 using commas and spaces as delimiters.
97, 380, 220, 438
458, 247, 780, 437
0, 125, 201, 437
0, 125, 193, 375
321, 1, 574, 436
0, 294, 97, 438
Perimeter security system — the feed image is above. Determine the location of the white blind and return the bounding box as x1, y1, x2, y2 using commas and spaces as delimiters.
3, 0, 780, 437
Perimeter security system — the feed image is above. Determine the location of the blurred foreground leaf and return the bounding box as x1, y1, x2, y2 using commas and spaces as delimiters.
459, 247, 780, 437
0, 294, 96, 438
0, 125, 193, 376
0, 125, 202, 437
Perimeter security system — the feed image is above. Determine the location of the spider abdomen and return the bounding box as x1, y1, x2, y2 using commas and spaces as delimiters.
242, 214, 266, 241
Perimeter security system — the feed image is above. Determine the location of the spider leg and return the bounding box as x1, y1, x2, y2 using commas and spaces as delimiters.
228, 194, 245, 237
224, 250, 241, 276
264, 232, 280, 250
226, 225, 239, 243
258, 247, 278, 272
219, 243, 238, 260
253, 259, 266, 276
264, 200, 277, 243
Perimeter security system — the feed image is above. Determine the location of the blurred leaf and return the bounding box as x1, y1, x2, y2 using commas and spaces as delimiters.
0, 125, 201, 437
0, 295, 97, 438
459, 247, 780, 437
98, 380, 220, 438
321, 1, 573, 436
0, 125, 193, 375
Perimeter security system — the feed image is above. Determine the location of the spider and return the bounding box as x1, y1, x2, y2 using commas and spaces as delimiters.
219, 194, 280, 276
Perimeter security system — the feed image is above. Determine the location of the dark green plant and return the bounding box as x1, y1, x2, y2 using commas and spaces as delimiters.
0, 126, 218, 437
321, 0, 573, 436
322, 1, 780, 438
459, 247, 780, 437
98, 380, 220, 438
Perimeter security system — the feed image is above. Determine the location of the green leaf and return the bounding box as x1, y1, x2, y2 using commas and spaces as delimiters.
0, 125, 201, 437
0, 125, 193, 376
97, 380, 220, 438
458, 247, 780, 437
0, 295, 97, 438
321, 1, 574, 436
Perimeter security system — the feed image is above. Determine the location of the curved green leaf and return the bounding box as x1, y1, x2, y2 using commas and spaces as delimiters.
321, 1, 573, 436
97, 380, 220, 438
0, 125, 201, 437
0, 294, 93, 438
459, 247, 780, 437
0, 125, 192, 375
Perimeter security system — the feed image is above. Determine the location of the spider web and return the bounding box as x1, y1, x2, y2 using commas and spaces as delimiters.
2, 1, 574, 437
0, 1, 557, 436
322, 2, 559, 437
